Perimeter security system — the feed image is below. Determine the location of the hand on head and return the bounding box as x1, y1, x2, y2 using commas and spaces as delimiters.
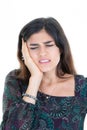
22, 38, 43, 78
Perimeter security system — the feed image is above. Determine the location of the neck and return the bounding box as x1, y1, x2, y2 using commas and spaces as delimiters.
42, 71, 59, 84
39, 71, 60, 93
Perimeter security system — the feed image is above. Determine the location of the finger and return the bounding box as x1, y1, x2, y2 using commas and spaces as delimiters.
22, 38, 25, 51
22, 38, 27, 55
22, 39, 31, 63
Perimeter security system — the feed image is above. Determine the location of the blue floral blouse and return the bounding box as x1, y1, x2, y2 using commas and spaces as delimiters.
0, 70, 87, 130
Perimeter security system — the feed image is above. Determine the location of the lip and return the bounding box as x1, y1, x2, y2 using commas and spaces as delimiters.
39, 59, 51, 64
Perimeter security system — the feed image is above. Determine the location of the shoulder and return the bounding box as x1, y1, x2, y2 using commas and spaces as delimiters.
4, 69, 22, 91
5, 69, 20, 79
75, 74, 87, 85
4, 69, 27, 94
5, 69, 22, 84
75, 74, 87, 97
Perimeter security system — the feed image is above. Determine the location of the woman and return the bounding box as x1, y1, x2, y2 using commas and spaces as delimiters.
0, 17, 87, 130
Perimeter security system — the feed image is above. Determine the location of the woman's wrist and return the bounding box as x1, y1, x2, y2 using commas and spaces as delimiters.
22, 93, 38, 101
22, 76, 42, 104
22, 96, 36, 104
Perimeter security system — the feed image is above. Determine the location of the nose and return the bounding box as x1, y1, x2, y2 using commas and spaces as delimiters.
39, 46, 47, 56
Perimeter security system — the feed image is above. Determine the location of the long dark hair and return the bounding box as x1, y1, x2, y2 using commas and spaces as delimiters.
16, 17, 76, 82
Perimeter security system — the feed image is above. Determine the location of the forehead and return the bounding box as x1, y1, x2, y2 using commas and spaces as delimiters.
27, 29, 54, 44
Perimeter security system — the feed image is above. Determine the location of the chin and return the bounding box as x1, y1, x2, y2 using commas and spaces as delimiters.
40, 68, 50, 72
40, 67, 55, 73
38, 64, 57, 73
42, 70, 49, 73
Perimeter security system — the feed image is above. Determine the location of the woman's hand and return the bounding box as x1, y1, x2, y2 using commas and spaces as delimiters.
22, 39, 43, 104
22, 39, 43, 78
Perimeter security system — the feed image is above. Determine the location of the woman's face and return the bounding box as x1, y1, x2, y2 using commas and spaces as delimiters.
27, 29, 60, 73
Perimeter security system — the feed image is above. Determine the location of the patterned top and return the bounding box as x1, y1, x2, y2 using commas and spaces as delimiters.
0, 70, 87, 130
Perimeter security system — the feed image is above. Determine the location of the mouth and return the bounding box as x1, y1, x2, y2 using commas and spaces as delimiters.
39, 59, 51, 64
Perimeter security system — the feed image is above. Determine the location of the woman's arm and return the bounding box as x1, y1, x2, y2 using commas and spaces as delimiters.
0, 72, 40, 130
21, 39, 43, 104
0, 40, 43, 130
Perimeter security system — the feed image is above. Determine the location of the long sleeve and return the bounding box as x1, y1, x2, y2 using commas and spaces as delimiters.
85, 78, 87, 96
0, 71, 40, 130
1, 72, 87, 130
76, 76, 87, 113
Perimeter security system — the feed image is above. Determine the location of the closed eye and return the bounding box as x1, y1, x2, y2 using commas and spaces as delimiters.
30, 45, 55, 50
46, 44, 55, 47
30, 47, 38, 50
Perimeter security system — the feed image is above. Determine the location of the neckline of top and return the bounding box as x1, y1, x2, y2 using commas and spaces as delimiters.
38, 75, 79, 98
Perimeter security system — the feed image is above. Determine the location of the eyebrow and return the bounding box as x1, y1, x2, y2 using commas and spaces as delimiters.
29, 40, 53, 46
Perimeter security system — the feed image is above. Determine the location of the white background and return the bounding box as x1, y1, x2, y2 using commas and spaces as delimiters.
0, 0, 87, 129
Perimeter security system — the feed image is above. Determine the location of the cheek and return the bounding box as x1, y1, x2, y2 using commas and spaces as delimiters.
54, 55, 60, 65
53, 51, 60, 64
53, 48, 60, 58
